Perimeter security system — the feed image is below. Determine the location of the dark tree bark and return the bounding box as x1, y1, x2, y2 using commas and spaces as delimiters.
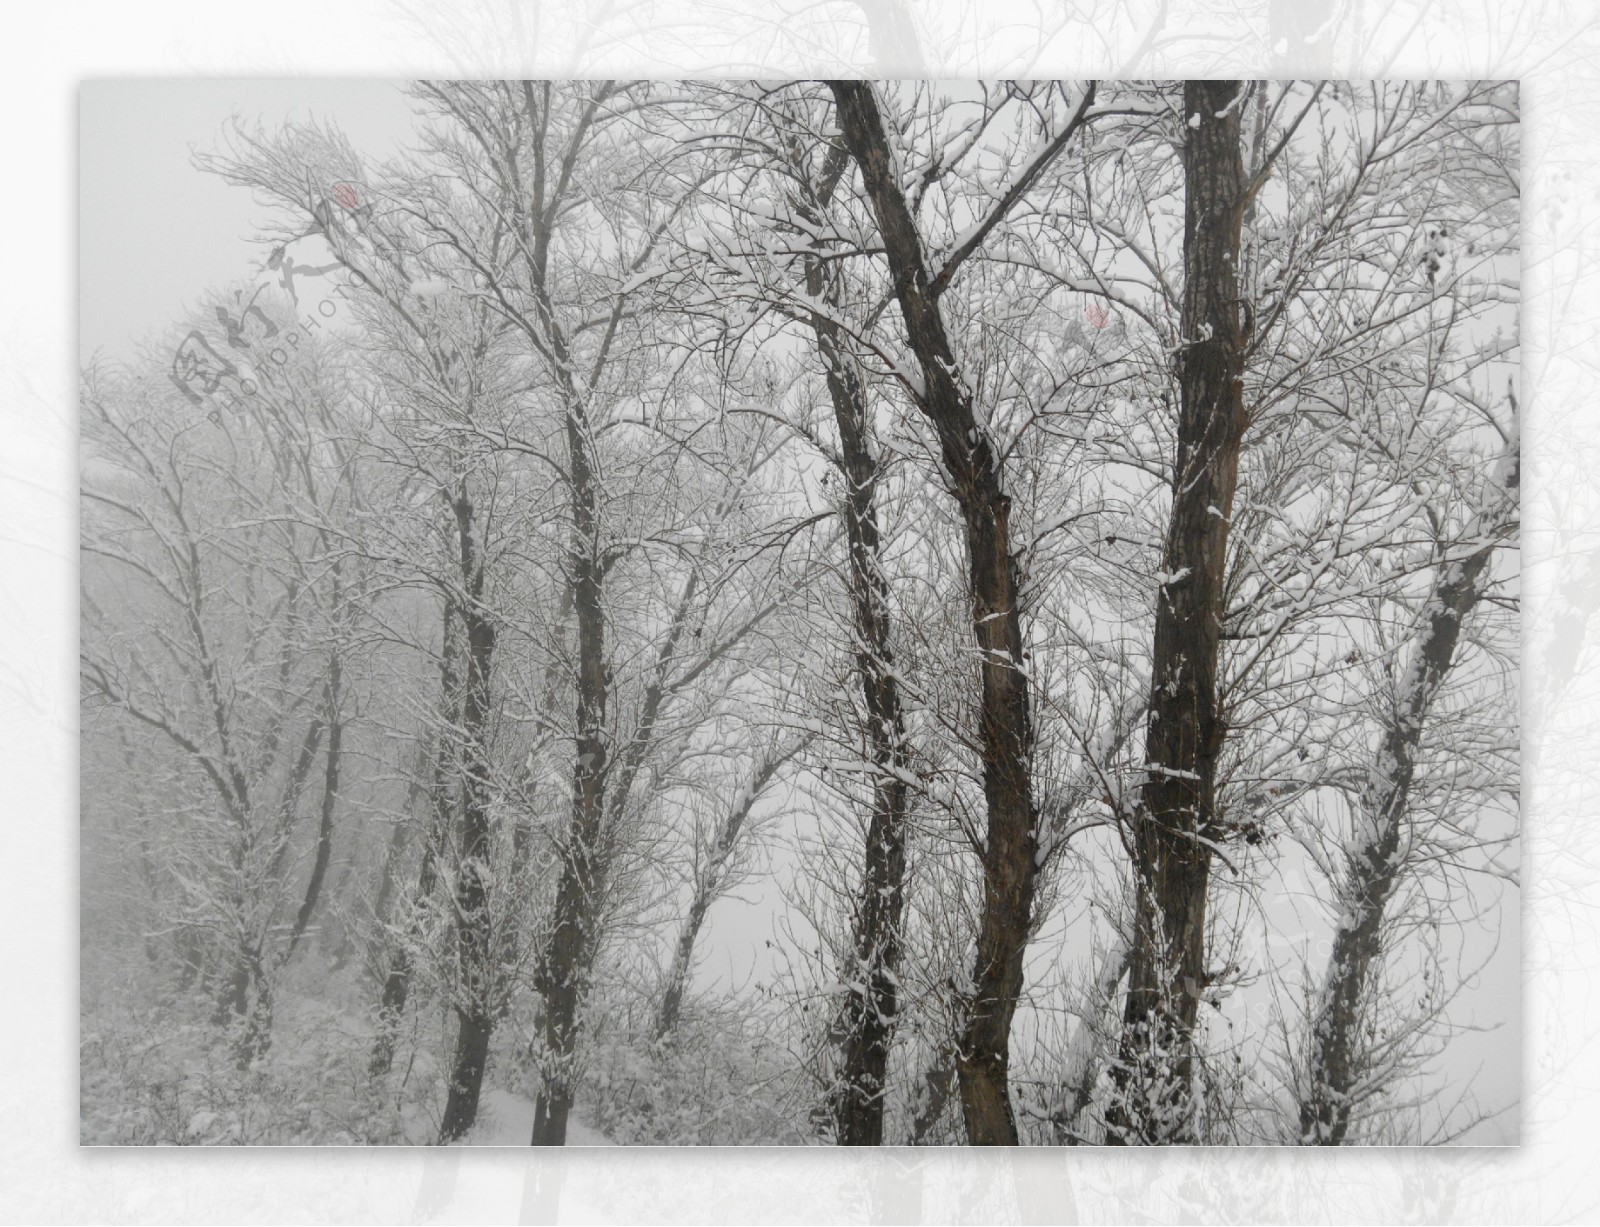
531, 379, 611, 1148
495, 91, 626, 1144
1299, 450, 1518, 1144
287, 654, 343, 958
780, 131, 914, 1146
653, 896, 709, 1046
1106, 80, 1250, 1146
531, 556, 704, 1142
828, 80, 1093, 1144
234, 954, 274, 1069
440, 491, 499, 1143
824, 361, 911, 1145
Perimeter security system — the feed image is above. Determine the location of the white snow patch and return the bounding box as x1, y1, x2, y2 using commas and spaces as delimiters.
462, 1085, 615, 1147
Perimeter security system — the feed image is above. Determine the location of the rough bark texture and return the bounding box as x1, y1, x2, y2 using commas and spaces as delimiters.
1106, 80, 1249, 1146
830, 80, 1041, 1145
512, 94, 627, 1142
1299, 451, 1518, 1144
531, 387, 610, 1147
825, 330, 911, 1146
787, 135, 913, 1147
439, 492, 499, 1143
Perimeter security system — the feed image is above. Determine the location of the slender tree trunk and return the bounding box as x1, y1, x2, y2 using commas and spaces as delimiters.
531, 453, 711, 1140
654, 893, 711, 1043
786, 135, 915, 1147
513, 95, 647, 1143
373, 626, 460, 1079
1300, 450, 1517, 1144
373, 619, 459, 1078
327, 857, 357, 970
1106, 80, 1250, 1146
502, 586, 574, 997
440, 492, 499, 1143
817, 279, 911, 1147
654, 738, 804, 1040
364, 799, 412, 984
531, 402, 609, 1147
830, 80, 1041, 1145
288, 655, 343, 958
369, 756, 448, 1078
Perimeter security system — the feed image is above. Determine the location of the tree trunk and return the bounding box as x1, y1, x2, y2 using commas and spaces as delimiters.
440, 491, 499, 1143
1106, 79, 1250, 1146
654, 892, 710, 1042
373, 630, 460, 1078
1299, 449, 1517, 1144
502, 586, 573, 997
531, 460, 711, 1139
830, 80, 1041, 1145
785, 134, 913, 1146
288, 654, 343, 958
817, 279, 911, 1148
531, 399, 609, 1147
213, 962, 249, 1028
236, 956, 273, 1069
655, 738, 803, 1040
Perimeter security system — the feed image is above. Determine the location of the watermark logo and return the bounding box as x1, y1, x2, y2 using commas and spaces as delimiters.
1064, 298, 1124, 355
169, 332, 238, 406
168, 263, 367, 422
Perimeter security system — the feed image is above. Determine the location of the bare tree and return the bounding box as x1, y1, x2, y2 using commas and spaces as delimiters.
82, 315, 365, 1067
1104, 78, 1254, 1146
827, 79, 1097, 1144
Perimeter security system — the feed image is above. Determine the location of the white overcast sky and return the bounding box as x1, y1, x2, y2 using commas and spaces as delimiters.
79, 79, 419, 362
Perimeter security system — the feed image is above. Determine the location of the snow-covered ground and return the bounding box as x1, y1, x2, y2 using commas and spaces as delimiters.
464, 1086, 613, 1147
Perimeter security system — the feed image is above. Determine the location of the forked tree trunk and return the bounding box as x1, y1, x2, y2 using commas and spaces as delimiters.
532, 474, 711, 1141
1106, 79, 1250, 1146
830, 81, 1044, 1145
1299, 448, 1517, 1144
